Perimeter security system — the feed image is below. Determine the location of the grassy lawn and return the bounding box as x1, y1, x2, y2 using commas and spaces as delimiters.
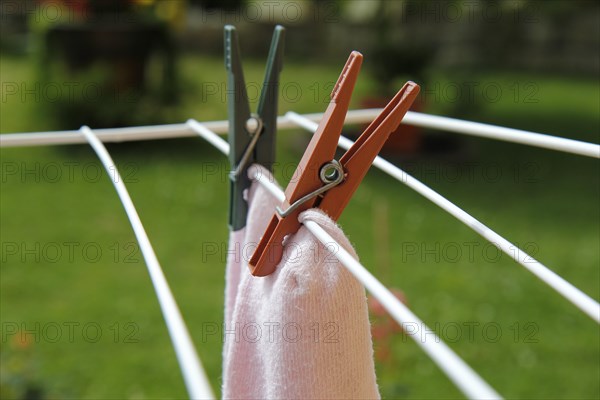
1, 53, 598, 399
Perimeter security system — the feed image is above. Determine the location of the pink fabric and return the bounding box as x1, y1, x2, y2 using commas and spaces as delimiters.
222, 165, 379, 399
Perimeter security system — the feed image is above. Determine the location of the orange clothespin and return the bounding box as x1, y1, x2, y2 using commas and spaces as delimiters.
249, 51, 420, 276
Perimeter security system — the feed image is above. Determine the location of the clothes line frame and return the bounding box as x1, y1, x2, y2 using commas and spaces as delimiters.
80, 121, 502, 399
2, 109, 599, 158
186, 114, 598, 389
2, 110, 598, 399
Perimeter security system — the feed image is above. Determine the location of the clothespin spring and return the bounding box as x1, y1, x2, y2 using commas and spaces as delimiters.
276, 160, 345, 217
229, 113, 264, 180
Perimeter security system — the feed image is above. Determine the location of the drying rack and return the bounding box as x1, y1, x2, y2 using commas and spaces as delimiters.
2, 109, 599, 399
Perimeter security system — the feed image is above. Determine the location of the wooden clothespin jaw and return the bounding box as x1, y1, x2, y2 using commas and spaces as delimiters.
249, 51, 420, 276
225, 25, 285, 230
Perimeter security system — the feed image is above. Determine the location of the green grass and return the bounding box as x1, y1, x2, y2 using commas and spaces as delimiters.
1, 53, 599, 399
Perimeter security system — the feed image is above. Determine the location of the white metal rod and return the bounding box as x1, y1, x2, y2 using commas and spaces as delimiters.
403, 111, 600, 158
79, 126, 215, 400
0, 114, 330, 147
186, 120, 502, 400
186, 119, 229, 155
322, 108, 600, 158
3, 110, 599, 158
286, 111, 600, 323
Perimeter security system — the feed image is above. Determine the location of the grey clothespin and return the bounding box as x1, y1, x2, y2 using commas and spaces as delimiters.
225, 25, 285, 230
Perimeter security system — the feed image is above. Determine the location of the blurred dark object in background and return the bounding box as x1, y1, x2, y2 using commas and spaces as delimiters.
369, 1, 437, 92
33, 0, 182, 128
188, 0, 242, 11
362, 1, 438, 155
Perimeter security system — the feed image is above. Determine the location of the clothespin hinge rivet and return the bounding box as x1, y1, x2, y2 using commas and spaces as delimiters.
276, 160, 345, 218
245, 114, 263, 136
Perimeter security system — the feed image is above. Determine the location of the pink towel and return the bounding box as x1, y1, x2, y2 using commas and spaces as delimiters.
222, 165, 379, 399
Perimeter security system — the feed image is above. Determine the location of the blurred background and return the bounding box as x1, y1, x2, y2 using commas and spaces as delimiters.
1, 0, 598, 399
